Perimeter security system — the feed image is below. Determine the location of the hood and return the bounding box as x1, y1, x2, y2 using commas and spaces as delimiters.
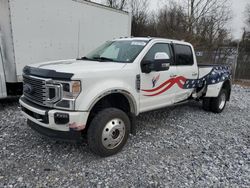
29, 59, 127, 74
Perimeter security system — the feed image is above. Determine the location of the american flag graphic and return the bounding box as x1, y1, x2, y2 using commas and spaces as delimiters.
142, 65, 231, 97
183, 65, 231, 89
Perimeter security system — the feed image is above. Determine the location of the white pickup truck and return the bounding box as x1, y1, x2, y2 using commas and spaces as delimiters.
20, 37, 232, 156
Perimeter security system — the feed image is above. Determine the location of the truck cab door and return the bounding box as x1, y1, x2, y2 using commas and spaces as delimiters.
173, 44, 198, 103
139, 43, 177, 112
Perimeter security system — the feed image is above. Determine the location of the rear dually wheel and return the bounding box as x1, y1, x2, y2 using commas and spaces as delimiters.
202, 88, 228, 113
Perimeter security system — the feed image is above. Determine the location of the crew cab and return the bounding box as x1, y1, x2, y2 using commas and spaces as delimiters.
19, 37, 232, 156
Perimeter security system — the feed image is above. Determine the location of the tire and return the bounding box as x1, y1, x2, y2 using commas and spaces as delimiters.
202, 98, 211, 111
210, 89, 228, 113
87, 108, 130, 157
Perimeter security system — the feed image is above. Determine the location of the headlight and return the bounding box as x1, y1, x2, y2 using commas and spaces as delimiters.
61, 81, 81, 99
48, 80, 81, 110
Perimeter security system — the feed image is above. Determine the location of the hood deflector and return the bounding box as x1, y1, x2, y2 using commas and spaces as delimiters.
23, 66, 74, 80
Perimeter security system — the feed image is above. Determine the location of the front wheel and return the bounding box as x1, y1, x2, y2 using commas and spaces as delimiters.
87, 108, 130, 157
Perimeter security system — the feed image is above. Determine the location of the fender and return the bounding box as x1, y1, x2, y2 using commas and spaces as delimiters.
88, 89, 138, 115
85, 89, 138, 135
198, 65, 232, 98
75, 78, 139, 115
205, 79, 231, 98
205, 81, 224, 98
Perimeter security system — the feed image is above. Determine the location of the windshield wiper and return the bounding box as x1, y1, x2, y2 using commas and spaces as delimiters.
93, 57, 114, 62
77, 56, 114, 62
76, 56, 94, 61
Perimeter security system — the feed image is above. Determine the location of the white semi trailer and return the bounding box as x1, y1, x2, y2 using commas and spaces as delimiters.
0, 0, 131, 99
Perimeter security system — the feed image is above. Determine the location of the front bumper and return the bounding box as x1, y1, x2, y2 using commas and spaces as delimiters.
27, 120, 82, 142
19, 96, 89, 140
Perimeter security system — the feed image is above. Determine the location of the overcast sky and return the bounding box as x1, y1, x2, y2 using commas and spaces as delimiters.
230, 0, 249, 39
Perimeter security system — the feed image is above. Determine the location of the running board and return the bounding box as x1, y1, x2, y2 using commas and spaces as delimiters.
173, 99, 190, 106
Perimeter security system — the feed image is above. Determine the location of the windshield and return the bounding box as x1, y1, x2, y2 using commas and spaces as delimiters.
84, 40, 148, 63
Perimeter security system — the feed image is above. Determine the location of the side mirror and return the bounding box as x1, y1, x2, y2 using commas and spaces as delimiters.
154, 52, 170, 71
141, 52, 171, 74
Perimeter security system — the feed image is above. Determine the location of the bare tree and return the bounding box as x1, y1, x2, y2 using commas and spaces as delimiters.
156, 2, 188, 39
242, 4, 250, 48
105, 0, 128, 10
184, 0, 231, 40
103, 0, 231, 52
245, 4, 250, 26
129, 0, 149, 36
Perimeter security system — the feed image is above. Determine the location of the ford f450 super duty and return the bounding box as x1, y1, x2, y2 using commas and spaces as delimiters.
20, 38, 232, 156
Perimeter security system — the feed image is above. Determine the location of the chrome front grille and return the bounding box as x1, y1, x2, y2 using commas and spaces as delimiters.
23, 75, 47, 106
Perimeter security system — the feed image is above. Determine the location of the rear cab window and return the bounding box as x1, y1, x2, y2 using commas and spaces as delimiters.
174, 44, 194, 66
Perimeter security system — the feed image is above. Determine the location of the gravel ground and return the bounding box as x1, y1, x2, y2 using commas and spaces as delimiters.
0, 85, 250, 187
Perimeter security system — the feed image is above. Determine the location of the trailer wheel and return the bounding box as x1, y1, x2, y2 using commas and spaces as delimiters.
202, 98, 211, 111
87, 108, 130, 157
210, 89, 228, 113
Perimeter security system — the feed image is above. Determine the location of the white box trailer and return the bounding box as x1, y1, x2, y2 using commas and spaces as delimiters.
0, 0, 131, 99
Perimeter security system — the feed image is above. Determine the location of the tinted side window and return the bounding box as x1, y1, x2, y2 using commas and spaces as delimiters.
175, 44, 194, 65
143, 43, 172, 62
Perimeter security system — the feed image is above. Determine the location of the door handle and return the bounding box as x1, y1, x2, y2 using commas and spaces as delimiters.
170, 74, 177, 78
192, 73, 198, 76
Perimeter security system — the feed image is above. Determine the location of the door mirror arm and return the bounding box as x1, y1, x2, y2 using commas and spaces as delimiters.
141, 53, 171, 74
